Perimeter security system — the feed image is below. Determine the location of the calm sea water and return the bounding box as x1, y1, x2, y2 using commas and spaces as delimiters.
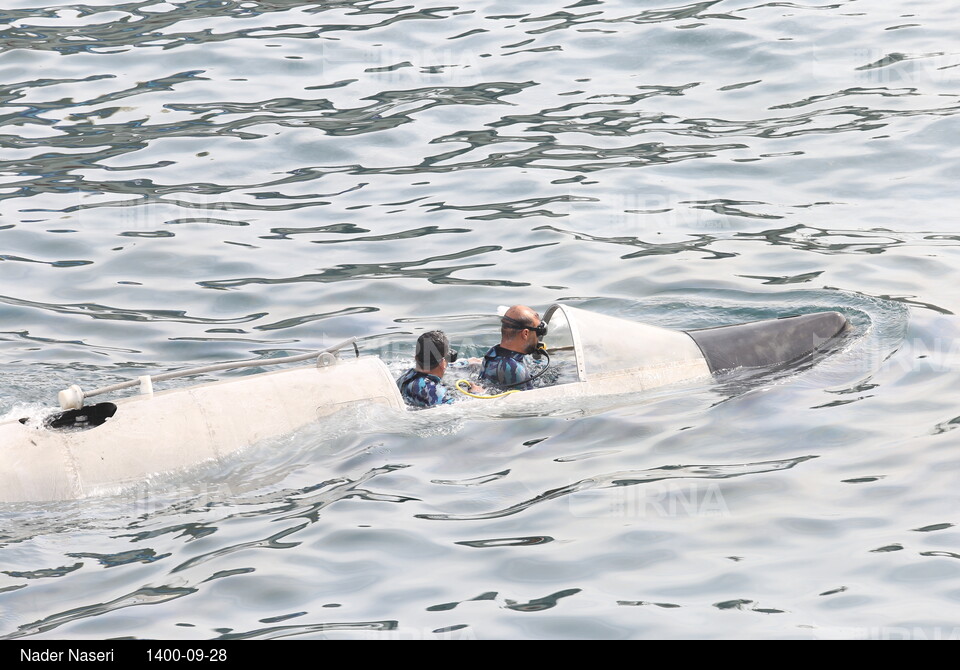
1, 0, 959, 640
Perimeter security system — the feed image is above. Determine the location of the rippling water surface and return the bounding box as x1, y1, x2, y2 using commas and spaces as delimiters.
1, 0, 960, 640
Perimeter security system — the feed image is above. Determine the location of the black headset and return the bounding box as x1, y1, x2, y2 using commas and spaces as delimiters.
501, 315, 548, 339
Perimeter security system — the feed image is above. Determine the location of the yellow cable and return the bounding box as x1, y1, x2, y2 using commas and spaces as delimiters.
455, 379, 519, 399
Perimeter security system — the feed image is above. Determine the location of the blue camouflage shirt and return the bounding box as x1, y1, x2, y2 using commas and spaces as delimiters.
396, 368, 456, 408
479, 345, 534, 390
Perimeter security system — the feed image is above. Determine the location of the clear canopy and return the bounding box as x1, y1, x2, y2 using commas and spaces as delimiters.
543, 304, 705, 382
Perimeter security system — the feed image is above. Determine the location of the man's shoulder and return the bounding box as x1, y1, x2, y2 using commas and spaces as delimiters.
485, 345, 525, 361
397, 369, 454, 407
398, 368, 444, 385
397, 368, 419, 384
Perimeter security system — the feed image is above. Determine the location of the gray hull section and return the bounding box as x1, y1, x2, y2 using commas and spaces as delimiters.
686, 311, 851, 374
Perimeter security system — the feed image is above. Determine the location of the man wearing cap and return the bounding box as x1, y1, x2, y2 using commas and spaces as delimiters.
396, 330, 465, 408
478, 305, 546, 391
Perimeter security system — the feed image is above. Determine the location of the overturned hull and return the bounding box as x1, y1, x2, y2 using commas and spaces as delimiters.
0, 306, 852, 503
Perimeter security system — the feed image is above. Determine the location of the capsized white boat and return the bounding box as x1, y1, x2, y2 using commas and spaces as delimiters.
0, 304, 851, 503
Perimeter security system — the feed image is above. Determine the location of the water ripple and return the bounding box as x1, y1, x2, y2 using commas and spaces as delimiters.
417, 456, 816, 521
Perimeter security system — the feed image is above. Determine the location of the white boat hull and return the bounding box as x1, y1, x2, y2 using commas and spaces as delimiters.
0, 306, 851, 503
0, 357, 403, 503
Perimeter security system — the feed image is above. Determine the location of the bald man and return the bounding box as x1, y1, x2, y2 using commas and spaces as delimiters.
478, 305, 546, 391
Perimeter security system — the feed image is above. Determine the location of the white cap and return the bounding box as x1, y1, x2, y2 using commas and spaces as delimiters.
58, 385, 85, 411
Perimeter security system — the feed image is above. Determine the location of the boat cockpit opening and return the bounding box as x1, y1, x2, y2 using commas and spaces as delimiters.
542, 304, 707, 383
23, 402, 119, 431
